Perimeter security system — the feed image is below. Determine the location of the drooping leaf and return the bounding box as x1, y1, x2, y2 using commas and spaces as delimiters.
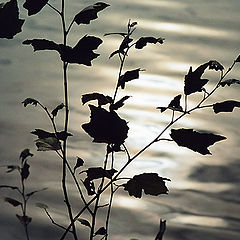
35, 137, 61, 151
23, 0, 49, 16
213, 100, 240, 114
83, 178, 95, 195
74, 2, 110, 25
110, 96, 131, 111
155, 219, 166, 240
22, 39, 59, 51
82, 93, 113, 106
157, 94, 183, 113
95, 227, 107, 236
208, 60, 224, 71
82, 105, 129, 144
22, 98, 39, 107
21, 162, 30, 180
74, 157, 84, 173
85, 167, 117, 181
118, 68, 143, 89
5, 165, 20, 173
19, 149, 33, 163
78, 218, 91, 228
219, 79, 240, 87
23, 35, 103, 66
0, 0, 24, 39
51, 103, 64, 117
4, 197, 22, 207
170, 128, 226, 155
16, 214, 32, 225
31, 129, 72, 141
35, 202, 49, 209
124, 173, 170, 198
26, 188, 48, 198
135, 37, 165, 49
184, 62, 209, 95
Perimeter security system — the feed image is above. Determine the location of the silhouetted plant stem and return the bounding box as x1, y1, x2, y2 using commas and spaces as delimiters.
47, 3, 61, 15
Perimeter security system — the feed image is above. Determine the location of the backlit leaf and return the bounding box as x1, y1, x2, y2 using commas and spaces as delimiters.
78, 218, 91, 228
5, 165, 20, 173
74, 157, 84, 173
19, 149, 33, 163
95, 227, 107, 236
135, 37, 165, 49
0, 0, 24, 39
74, 2, 110, 25
219, 79, 240, 87
157, 94, 183, 113
31, 129, 72, 141
21, 162, 30, 180
22, 98, 39, 107
16, 214, 32, 225
23, 0, 49, 16
82, 105, 129, 144
23, 39, 59, 51
82, 93, 113, 106
83, 178, 95, 195
85, 167, 117, 181
170, 128, 226, 155
213, 100, 240, 114
4, 197, 22, 207
155, 219, 166, 240
208, 60, 224, 71
107, 143, 123, 153
123, 173, 170, 198
51, 103, 64, 117
0, 185, 19, 190
118, 68, 142, 89
35, 137, 61, 151
110, 96, 131, 111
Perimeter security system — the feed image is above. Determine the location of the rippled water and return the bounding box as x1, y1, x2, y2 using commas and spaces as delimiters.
1, 0, 240, 239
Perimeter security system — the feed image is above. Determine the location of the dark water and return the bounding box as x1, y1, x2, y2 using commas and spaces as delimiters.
1, 0, 240, 239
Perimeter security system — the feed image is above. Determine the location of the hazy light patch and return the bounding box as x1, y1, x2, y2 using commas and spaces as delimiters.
119, 0, 184, 8
140, 20, 234, 38
114, 196, 147, 210
162, 62, 190, 74
171, 214, 227, 228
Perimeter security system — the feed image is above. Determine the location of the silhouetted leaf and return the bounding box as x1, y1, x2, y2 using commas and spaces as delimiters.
0, 185, 19, 190
16, 214, 32, 225
83, 178, 95, 195
23, 0, 49, 16
22, 98, 39, 107
19, 149, 33, 163
78, 218, 91, 228
26, 188, 48, 198
4, 197, 22, 207
219, 79, 240, 87
82, 93, 113, 106
35, 202, 48, 209
123, 173, 170, 198
23, 35, 103, 66
213, 100, 240, 114
0, 0, 24, 39
109, 49, 121, 59
5, 165, 20, 173
157, 94, 183, 113
107, 144, 123, 153
118, 68, 143, 89
135, 37, 165, 49
52, 103, 64, 117
208, 60, 224, 71
21, 162, 30, 180
170, 128, 226, 155
31, 129, 72, 141
74, 157, 84, 173
23, 39, 59, 51
95, 227, 107, 236
184, 62, 209, 95
85, 167, 117, 181
82, 105, 129, 144
74, 2, 110, 25
119, 36, 133, 52
155, 219, 166, 240
35, 137, 61, 151
110, 96, 131, 111
235, 55, 240, 62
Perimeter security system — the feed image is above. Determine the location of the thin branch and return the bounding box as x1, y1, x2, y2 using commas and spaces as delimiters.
47, 3, 61, 15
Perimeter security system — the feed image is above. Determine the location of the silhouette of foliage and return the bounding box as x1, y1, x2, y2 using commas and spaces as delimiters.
74, 157, 84, 173
21, 162, 30, 180
74, 2, 110, 25
0, 0, 24, 39
124, 173, 170, 198
16, 214, 32, 226
135, 37, 165, 49
82, 93, 113, 106
4, 197, 22, 207
22, 98, 39, 107
52, 103, 64, 117
118, 68, 143, 89
19, 149, 33, 163
95, 227, 107, 236
78, 218, 91, 228
213, 100, 240, 114
31, 129, 72, 141
85, 167, 117, 181
83, 178, 95, 196
23, 0, 49, 16
219, 79, 240, 87
155, 219, 166, 240
208, 60, 224, 71
82, 105, 129, 144
170, 129, 226, 155
157, 94, 183, 113
110, 96, 131, 111
35, 137, 61, 151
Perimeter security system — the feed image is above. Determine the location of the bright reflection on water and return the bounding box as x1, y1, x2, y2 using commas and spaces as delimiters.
1, 0, 240, 240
